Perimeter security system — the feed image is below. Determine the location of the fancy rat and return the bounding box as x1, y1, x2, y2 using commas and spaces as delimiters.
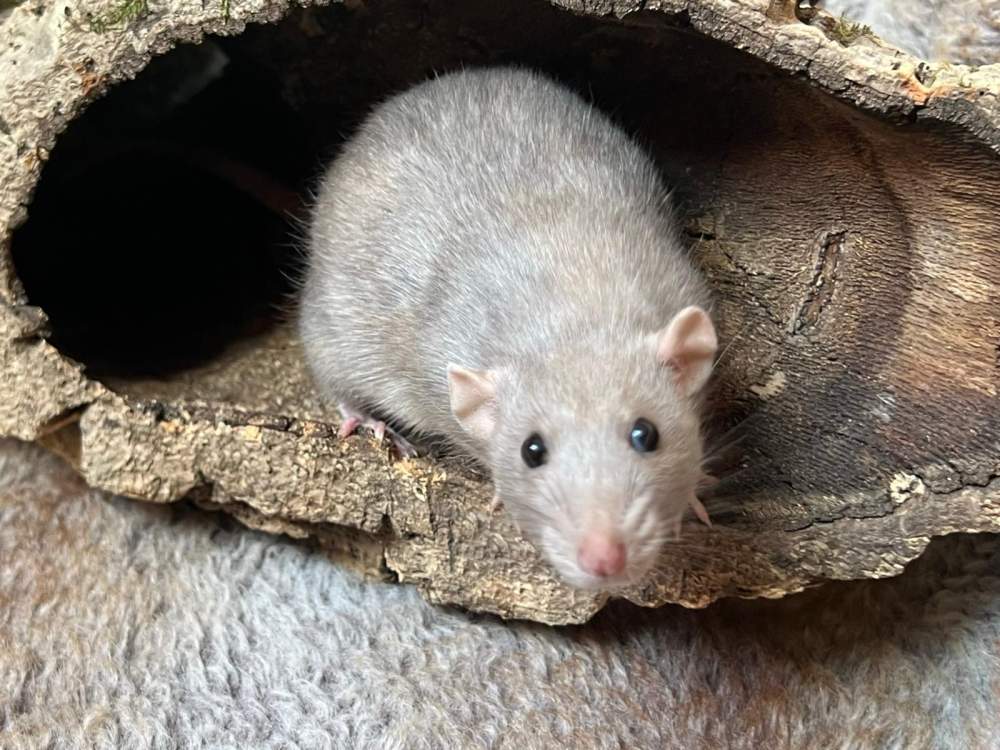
298, 66, 718, 590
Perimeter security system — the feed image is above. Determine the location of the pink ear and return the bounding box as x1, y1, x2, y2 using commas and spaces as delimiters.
447, 364, 499, 441
656, 306, 718, 395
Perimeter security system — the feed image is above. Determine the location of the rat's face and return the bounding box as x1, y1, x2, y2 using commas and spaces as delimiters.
490, 378, 705, 589
447, 306, 718, 591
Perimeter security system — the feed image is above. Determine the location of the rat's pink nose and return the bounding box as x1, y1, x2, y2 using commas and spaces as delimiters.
577, 533, 627, 578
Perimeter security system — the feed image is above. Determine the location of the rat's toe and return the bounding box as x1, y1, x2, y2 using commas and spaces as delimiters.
337, 416, 362, 439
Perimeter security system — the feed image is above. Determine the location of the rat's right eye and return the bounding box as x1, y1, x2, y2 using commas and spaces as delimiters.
521, 433, 547, 468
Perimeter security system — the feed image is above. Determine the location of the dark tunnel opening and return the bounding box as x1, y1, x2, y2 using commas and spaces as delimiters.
11, 40, 316, 377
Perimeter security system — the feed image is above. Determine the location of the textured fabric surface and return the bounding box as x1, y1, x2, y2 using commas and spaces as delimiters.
823, 0, 999, 65
1, 437, 999, 749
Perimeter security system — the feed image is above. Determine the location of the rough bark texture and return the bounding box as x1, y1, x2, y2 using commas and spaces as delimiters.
1, 0, 998, 624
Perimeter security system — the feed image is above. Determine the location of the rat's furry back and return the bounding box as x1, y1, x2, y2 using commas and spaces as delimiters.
298, 66, 708, 458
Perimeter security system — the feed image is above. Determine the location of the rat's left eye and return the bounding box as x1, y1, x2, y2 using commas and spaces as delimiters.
521, 433, 548, 468
629, 418, 659, 453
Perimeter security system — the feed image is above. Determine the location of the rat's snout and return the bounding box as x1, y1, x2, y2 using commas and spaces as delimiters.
577, 531, 627, 578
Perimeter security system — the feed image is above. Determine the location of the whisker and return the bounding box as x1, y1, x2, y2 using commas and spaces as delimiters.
702, 430, 751, 465
710, 260, 815, 375
710, 314, 760, 374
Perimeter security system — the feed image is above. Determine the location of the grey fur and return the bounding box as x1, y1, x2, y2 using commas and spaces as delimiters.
299, 67, 712, 589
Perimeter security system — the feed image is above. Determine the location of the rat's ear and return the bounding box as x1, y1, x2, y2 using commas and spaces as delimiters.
447, 364, 499, 441
655, 306, 718, 396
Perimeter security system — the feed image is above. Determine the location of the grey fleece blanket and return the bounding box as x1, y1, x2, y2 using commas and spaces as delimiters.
1, 437, 999, 749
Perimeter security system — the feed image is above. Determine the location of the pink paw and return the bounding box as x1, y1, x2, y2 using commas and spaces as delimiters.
337, 405, 418, 458
337, 416, 362, 439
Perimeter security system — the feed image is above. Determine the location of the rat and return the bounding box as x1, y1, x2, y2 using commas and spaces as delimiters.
297, 66, 718, 591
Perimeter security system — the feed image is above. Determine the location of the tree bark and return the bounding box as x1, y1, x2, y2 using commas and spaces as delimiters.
0, 0, 997, 624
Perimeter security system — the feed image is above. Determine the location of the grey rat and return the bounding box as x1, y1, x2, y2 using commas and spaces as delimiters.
298, 66, 717, 590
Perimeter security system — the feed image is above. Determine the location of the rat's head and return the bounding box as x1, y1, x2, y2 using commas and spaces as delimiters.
447, 306, 717, 590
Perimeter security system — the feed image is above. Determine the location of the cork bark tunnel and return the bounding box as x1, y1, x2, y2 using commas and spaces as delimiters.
1, 0, 998, 625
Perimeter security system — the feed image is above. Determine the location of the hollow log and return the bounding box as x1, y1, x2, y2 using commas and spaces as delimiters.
1, 0, 998, 624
